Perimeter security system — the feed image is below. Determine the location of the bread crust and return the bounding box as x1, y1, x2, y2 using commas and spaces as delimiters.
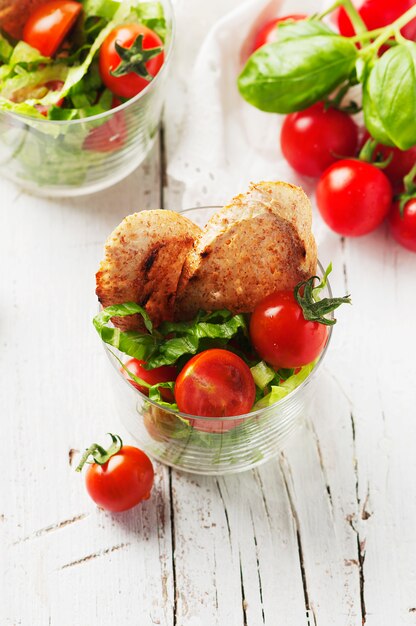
96, 210, 201, 331
175, 181, 317, 319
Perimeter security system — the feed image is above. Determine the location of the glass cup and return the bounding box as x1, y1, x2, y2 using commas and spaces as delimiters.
0, 0, 174, 197
104, 206, 332, 475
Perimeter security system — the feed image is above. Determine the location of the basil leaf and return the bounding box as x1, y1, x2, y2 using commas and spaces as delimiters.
276, 19, 337, 42
238, 32, 357, 113
363, 42, 416, 150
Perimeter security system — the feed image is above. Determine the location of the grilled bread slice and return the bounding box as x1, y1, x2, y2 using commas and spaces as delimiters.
96, 210, 201, 332
175, 181, 317, 319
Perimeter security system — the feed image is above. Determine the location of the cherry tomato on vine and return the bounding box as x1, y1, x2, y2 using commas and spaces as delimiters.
250, 291, 328, 370
252, 14, 307, 51
99, 23, 164, 99
83, 98, 127, 152
120, 358, 177, 401
388, 198, 416, 252
360, 134, 416, 192
23, 0, 82, 57
316, 160, 393, 236
76, 434, 154, 512
174, 349, 255, 427
336, 0, 416, 42
280, 102, 359, 178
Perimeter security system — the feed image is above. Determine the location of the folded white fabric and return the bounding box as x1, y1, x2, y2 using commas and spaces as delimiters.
167, 0, 326, 223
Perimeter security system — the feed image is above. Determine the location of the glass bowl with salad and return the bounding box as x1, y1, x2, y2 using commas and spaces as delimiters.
94, 206, 349, 475
0, 0, 173, 196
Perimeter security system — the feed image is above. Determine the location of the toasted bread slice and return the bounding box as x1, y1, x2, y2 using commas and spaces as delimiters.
96, 210, 201, 332
175, 181, 317, 319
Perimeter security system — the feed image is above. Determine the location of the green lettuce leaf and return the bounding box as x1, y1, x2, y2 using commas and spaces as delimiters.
93, 304, 249, 368
0, 34, 13, 63
250, 361, 275, 389
253, 362, 316, 409
9, 41, 52, 68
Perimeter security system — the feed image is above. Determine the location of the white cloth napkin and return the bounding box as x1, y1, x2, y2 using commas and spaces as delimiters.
167, 0, 329, 242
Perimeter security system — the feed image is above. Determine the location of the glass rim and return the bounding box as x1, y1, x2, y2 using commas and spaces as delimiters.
1, 0, 175, 127
103, 204, 333, 423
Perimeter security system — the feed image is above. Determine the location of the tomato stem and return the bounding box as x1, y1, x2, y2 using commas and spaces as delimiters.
76, 434, 123, 472
398, 164, 416, 216
358, 138, 393, 169
364, 4, 416, 53
111, 34, 162, 81
317, 0, 367, 35
295, 268, 351, 326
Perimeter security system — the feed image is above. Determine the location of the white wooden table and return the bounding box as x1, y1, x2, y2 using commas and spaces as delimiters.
2, 1, 416, 624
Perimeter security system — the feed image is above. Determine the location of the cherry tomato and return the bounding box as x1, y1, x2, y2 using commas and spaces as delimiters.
23, 0, 82, 57
85, 444, 154, 512
336, 0, 416, 42
280, 102, 359, 178
174, 349, 256, 427
316, 160, 393, 236
83, 98, 127, 152
99, 24, 164, 99
361, 134, 416, 192
388, 198, 416, 252
252, 14, 307, 51
121, 358, 177, 401
250, 291, 328, 370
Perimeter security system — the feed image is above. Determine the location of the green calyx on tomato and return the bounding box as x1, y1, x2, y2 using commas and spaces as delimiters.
294, 269, 351, 326
76, 434, 154, 512
398, 163, 416, 217
99, 23, 164, 98
110, 33, 162, 81
357, 137, 394, 169
76, 432, 123, 472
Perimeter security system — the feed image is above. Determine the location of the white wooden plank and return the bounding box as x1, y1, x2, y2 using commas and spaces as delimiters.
1, 140, 176, 626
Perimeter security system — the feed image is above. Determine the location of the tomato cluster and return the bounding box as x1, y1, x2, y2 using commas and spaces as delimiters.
252, 8, 416, 251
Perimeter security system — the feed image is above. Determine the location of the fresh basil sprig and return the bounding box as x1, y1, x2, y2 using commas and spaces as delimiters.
238, 2, 416, 149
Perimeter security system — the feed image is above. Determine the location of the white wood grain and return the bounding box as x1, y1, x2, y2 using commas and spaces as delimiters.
2, 0, 416, 624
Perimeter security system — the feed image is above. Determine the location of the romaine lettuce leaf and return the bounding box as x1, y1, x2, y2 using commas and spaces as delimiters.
253, 362, 316, 409
0, 34, 13, 63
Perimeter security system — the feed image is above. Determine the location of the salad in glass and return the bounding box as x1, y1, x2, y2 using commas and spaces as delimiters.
92, 183, 351, 474
0, 0, 173, 194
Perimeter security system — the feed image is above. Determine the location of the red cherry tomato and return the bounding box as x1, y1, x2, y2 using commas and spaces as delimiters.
99, 24, 164, 99
316, 160, 393, 236
23, 0, 82, 57
252, 14, 307, 51
361, 134, 416, 192
250, 291, 328, 370
174, 349, 256, 426
85, 445, 154, 512
280, 102, 359, 178
336, 0, 416, 42
83, 98, 127, 152
121, 358, 177, 401
388, 198, 416, 252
